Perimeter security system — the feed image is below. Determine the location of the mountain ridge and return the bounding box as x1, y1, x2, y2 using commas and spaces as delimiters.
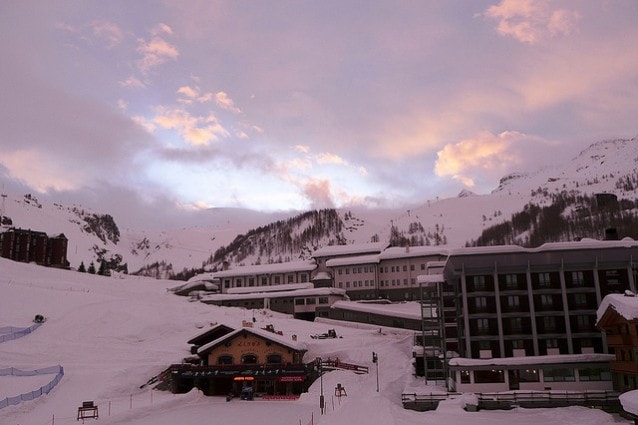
1, 136, 637, 278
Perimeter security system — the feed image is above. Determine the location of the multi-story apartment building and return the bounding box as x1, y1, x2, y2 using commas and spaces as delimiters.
443, 239, 638, 360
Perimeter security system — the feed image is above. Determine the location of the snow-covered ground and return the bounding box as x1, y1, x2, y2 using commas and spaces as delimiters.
0, 258, 630, 424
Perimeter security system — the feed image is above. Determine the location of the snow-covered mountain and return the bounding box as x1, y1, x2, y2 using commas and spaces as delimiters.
1, 137, 637, 277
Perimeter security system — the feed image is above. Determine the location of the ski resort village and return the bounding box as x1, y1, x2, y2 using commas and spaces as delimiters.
4, 187, 638, 424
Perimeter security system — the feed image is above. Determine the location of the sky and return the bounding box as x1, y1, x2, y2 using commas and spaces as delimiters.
1, 1, 637, 229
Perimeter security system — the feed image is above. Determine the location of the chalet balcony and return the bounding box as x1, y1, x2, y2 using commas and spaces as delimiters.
611, 361, 638, 375
606, 334, 638, 346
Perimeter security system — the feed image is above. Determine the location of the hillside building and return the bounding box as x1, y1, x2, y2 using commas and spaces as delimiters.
0, 228, 68, 268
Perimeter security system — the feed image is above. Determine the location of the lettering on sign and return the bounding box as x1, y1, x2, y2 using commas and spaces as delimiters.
237, 341, 261, 347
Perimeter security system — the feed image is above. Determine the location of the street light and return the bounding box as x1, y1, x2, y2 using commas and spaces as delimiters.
316, 357, 324, 414
372, 352, 379, 392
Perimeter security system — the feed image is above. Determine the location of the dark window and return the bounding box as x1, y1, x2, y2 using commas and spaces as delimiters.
474, 369, 505, 383
218, 355, 233, 365
266, 354, 283, 364
242, 354, 258, 364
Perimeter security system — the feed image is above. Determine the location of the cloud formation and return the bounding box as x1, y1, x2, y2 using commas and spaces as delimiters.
484, 0, 580, 44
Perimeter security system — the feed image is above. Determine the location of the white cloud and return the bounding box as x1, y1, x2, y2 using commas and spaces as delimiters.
136, 36, 179, 73
434, 131, 524, 187
152, 106, 229, 146
91, 21, 124, 48
483, 0, 580, 44
119, 75, 146, 88
316, 152, 347, 166
215, 92, 242, 114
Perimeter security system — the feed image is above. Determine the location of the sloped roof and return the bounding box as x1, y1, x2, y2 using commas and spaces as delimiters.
197, 327, 307, 356
597, 292, 638, 325
187, 323, 235, 346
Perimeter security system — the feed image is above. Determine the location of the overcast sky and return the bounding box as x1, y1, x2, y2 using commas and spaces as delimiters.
1, 1, 637, 229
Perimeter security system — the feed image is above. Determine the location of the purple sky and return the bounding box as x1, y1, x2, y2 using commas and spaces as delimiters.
1, 1, 637, 228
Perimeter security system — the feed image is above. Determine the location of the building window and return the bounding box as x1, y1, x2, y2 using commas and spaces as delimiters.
421, 264, 426, 271
346, 268, 350, 275
473, 276, 486, 290
306, 298, 316, 305
505, 274, 517, 288
249, 278, 255, 287
512, 340, 524, 349
477, 318, 490, 333
572, 271, 584, 286
295, 298, 305, 305
274, 276, 281, 284
261, 277, 268, 285
541, 294, 553, 307
460, 370, 471, 384
318, 297, 329, 304
507, 296, 520, 308
543, 367, 575, 382
475, 297, 487, 309
338, 269, 343, 275
518, 369, 539, 382
410, 265, 415, 271
509, 317, 523, 332
576, 315, 590, 329
578, 367, 611, 381
574, 293, 587, 306
474, 369, 505, 383
236, 278, 242, 287
538, 272, 551, 287
224, 279, 231, 289
542, 316, 557, 331
217, 355, 233, 365
241, 354, 258, 364
546, 338, 559, 348
266, 354, 283, 364
403, 265, 407, 272
288, 275, 294, 283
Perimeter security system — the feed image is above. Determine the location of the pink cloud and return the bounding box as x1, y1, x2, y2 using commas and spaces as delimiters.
136, 36, 179, 73
484, 0, 580, 44
152, 107, 229, 146
91, 21, 124, 48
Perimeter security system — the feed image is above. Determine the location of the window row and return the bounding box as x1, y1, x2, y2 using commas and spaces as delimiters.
217, 353, 283, 365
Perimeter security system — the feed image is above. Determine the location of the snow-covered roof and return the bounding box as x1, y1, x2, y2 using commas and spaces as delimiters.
204, 260, 316, 278
312, 271, 331, 281
312, 242, 389, 258
201, 287, 347, 302
597, 292, 638, 323
379, 246, 449, 259
197, 326, 307, 355
620, 390, 638, 416
326, 254, 380, 267
450, 237, 638, 257
449, 353, 615, 368
227, 282, 314, 294
330, 300, 422, 320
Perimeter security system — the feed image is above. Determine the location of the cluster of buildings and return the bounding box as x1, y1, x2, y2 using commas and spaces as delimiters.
177, 234, 638, 398
0, 227, 68, 268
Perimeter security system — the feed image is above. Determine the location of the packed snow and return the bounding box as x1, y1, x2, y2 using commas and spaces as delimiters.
0, 258, 631, 424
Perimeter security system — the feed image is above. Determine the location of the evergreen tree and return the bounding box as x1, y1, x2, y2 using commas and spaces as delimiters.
78, 261, 86, 273
87, 262, 96, 274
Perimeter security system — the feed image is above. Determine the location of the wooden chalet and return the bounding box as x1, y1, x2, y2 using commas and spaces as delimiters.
166, 325, 310, 398
597, 292, 638, 392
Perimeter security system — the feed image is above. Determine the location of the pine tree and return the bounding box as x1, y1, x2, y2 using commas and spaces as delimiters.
78, 261, 86, 273
88, 262, 96, 274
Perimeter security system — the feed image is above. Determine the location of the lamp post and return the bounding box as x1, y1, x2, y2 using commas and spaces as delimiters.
316, 357, 324, 414
372, 352, 379, 392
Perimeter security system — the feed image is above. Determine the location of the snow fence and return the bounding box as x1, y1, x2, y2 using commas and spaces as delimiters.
0, 323, 42, 343
0, 365, 64, 409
